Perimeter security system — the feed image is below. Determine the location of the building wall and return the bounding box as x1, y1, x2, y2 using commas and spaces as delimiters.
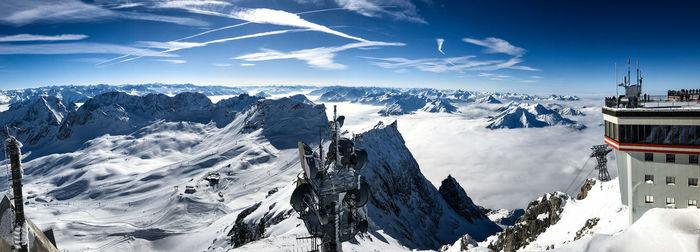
616, 150, 700, 221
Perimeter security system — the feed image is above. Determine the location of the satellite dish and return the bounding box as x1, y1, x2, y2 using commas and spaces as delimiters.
344, 178, 369, 208
337, 115, 345, 128
291, 183, 314, 212
352, 149, 368, 170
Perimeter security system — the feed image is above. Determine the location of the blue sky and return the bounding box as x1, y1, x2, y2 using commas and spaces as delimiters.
0, 0, 699, 94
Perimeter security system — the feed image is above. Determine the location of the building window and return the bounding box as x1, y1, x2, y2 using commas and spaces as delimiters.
666, 154, 675, 163
690, 155, 699, 164
666, 197, 675, 205
645, 153, 653, 161
689, 178, 699, 187
666, 176, 676, 185
645, 174, 654, 184
689, 199, 698, 207
645, 195, 654, 203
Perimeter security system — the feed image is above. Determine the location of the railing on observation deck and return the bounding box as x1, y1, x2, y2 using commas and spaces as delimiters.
604, 94, 700, 108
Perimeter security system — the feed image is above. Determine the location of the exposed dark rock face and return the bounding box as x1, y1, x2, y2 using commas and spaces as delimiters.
227, 201, 294, 248
229, 202, 262, 247
576, 179, 596, 200
438, 175, 488, 223
488, 192, 568, 252
574, 217, 599, 241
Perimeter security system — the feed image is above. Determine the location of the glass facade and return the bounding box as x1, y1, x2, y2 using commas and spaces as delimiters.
604, 121, 700, 146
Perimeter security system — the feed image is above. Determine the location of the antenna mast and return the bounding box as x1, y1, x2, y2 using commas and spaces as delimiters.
615, 62, 618, 99
636, 60, 640, 85
627, 58, 631, 86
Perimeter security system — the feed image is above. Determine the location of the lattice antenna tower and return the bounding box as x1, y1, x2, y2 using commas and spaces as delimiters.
591, 145, 613, 182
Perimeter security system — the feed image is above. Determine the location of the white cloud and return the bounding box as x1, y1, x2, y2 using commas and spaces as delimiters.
240, 63, 255, 67
103, 7, 373, 65
0, 42, 178, 57
531, 75, 543, 79
478, 73, 494, 77
333, 0, 426, 23
235, 40, 404, 70
436, 38, 445, 55
521, 79, 537, 83
0, 0, 206, 26
477, 57, 540, 71
158, 0, 232, 8
116, 29, 308, 63
365, 56, 506, 73
157, 59, 186, 64
463, 37, 526, 57
109, 3, 144, 9
0, 34, 88, 42
229, 8, 367, 42
213, 63, 231, 67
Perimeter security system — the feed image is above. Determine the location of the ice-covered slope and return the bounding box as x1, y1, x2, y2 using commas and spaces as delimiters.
487, 103, 584, 129
217, 121, 501, 251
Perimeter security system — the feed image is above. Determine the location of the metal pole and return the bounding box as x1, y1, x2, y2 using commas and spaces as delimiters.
615, 62, 618, 101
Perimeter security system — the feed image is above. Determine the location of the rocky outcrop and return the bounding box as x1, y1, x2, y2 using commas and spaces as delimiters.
227, 201, 294, 248
574, 217, 599, 241
488, 192, 568, 252
576, 179, 596, 200
438, 175, 488, 223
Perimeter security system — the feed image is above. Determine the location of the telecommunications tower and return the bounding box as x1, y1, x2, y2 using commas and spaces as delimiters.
290, 106, 369, 252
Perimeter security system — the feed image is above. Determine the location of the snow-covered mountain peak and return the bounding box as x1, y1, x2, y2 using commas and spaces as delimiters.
355, 120, 501, 249
477, 95, 502, 104
240, 96, 327, 149
487, 103, 584, 130
0, 95, 76, 146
